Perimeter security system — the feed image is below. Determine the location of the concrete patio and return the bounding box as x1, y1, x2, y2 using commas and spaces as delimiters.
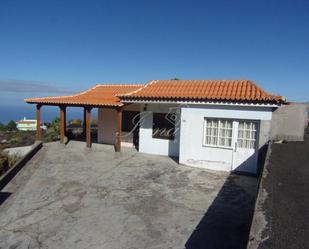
0, 141, 257, 249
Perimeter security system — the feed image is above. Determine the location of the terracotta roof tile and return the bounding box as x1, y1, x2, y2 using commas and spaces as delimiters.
16, 121, 36, 124
25, 84, 144, 107
119, 80, 284, 103
25, 80, 284, 107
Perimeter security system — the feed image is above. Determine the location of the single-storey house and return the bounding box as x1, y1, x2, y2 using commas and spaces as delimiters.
16, 117, 37, 131
16, 117, 47, 131
25, 80, 284, 174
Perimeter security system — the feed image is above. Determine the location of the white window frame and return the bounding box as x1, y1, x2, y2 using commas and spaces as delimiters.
237, 121, 258, 149
203, 118, 233, 149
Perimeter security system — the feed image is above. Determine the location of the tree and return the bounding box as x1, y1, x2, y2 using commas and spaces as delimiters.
51, 117, 60, 133
0, 123, 5, 131
7, 120, 17, 131
43, 122, 51, 128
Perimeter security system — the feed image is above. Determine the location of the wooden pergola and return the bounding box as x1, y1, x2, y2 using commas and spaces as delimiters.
25, 84, 143, 151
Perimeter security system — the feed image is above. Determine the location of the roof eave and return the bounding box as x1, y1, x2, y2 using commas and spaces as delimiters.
119, 97, 283, 107
25, 100, 124, 108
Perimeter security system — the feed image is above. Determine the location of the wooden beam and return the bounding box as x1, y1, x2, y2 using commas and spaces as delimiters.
60, 106, 66, 144
86, 107, 92, 148
115, 107, 122, 152
36, 104, 42, 140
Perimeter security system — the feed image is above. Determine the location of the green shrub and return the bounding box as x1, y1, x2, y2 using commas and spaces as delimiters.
9, 138, 19, 145
7, 154, 20, 167
43, 132, 59, 142
7, 120, 17, 131
0, 152, 21, 176
51, 118, 60, 133
0, 154, 9, 175
0, 123, 6, 131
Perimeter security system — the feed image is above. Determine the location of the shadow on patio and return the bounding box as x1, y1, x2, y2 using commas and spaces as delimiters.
184, 172, 257, 249
184, 144, 268, 249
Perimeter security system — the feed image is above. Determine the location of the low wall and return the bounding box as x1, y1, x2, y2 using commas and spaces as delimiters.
0, 141, 42, 190
270, 103, 308, 141
3, 145, 33, 157
248, 129, 309, 248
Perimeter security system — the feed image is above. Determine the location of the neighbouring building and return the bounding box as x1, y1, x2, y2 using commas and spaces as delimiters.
270, 102, 308, 142
25, 80, 285, 174
16, 117, 47, 131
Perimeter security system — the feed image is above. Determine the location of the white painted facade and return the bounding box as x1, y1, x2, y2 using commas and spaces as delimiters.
16, 117, 47, 131
179, 105, 273, 173
138, 104, 180, 157
97, 102, 275, 174
97, 104, 140, 146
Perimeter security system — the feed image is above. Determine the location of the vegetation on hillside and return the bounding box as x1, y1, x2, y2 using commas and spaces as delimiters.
7, 120, 17, 131
0, 129, 35, 176
0, 118, 60, 176
0, 117, 97, 176
0, 152, 20, 176
0, 120, 17, 132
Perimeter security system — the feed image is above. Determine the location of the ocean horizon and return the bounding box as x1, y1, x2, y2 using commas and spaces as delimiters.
0, 105, 98, 124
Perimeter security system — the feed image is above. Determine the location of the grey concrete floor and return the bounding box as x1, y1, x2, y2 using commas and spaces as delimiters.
0, 141, 257, 249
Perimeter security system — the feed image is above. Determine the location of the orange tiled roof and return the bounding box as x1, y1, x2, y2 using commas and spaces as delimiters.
119, 80, 284, 103
25, 84, 144, 107
16, 121, 36, 124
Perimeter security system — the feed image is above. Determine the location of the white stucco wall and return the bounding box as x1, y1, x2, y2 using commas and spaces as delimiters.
138, 104, 180, 157
97, 104, 141, 145
179, 105, 273, 171
98, 103, 274, 172
98, 108, 117, 144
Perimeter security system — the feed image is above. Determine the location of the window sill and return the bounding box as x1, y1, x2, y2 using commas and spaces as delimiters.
202, 144, 233, 150
152, 135, 174, 141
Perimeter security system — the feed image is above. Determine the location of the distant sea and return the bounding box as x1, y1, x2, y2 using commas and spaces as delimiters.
0, 105, 98, 124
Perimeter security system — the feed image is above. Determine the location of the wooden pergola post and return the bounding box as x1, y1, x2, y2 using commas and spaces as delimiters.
85, 107, 92, 148
36, 104, 42, 140
115, 107, 122, 152
59, 106, 66, 144
83, 108, 87, 138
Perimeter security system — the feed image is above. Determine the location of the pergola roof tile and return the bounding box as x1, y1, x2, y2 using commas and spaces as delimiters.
25, 84, 144, 107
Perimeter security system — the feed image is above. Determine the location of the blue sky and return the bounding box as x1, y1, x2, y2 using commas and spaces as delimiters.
0, 0, 308, 120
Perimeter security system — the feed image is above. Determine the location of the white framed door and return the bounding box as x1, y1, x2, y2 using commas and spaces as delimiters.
232, 121, 259, 173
